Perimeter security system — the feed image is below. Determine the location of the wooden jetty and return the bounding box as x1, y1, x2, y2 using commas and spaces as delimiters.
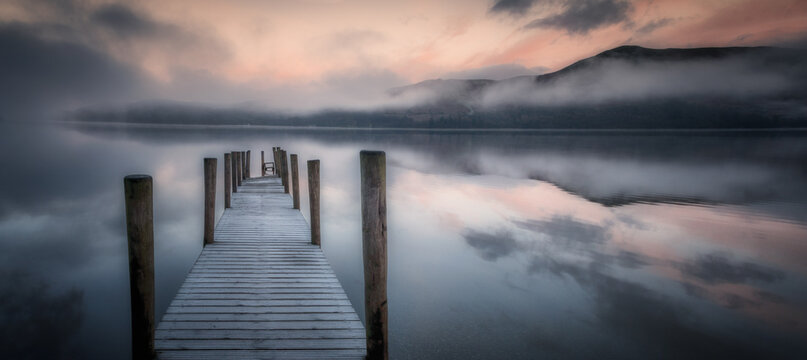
124, 148, 387, 360
154, 175, 366, 359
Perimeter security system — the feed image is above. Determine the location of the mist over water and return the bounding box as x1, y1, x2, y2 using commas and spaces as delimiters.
1, 122, 806, 359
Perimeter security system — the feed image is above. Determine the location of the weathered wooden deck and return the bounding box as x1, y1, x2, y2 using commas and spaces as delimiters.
155, 176, 366, 359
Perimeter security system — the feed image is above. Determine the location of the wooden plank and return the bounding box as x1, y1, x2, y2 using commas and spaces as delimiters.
165, 306, 359, 314
175, 287, 349, 294
155, 338, 365, 350
173, 293, 348, 301
155, 176, 365, 359
157, 349, 365, 359
156, 329, 366, 340
157, 321, 364, 331
168, 299, 354, 307
160, 311, 361, 323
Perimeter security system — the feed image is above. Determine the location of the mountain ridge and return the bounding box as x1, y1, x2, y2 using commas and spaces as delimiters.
72, 45, 807, 129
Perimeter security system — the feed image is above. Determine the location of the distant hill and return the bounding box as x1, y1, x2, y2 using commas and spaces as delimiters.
73, 45, 807, 129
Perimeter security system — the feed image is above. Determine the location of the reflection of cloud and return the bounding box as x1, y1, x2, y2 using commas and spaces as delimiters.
463, 229, 521, 261
515, 215, 611, 247
614, 250, 650, 269
520, 231, 779, 358
525, 246, 772, 358
677, 253, 786, 285
0, 270, 84, 359
458, 211, 797, 356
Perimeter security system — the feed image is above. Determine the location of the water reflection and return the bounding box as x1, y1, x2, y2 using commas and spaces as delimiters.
1, 123, 805, 359
0, 270, 83, 359
393, 169, 806, 358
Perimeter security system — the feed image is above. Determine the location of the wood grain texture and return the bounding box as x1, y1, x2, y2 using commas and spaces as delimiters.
230, 151, 238, 193
155, 175, 365, 359
125, 175, 156, 360
203, 158, 217, 246
291, 154, 300, 210
308, 160, 321, 246
360, 151, 388, 360
224, 153, 232, 208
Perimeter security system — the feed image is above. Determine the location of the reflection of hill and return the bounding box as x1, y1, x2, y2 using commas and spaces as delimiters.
70, 124, 807, 221
529, 174, 721, 208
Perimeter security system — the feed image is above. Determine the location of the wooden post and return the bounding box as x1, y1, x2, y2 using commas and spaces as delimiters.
230, 151, 238, 193
124, 175, 156, 360
281, 150, 290, 194
224, 153, 232, 208
360, 150, 388, 360
204, 158, 217, 246
307, 159, 320, 246
276, 148, 283, 185
273, 147, 279, 175
291, 154, 300, 209
241, 151, 246, 181
261, 150, 265, 176
246, 150, 251, 178
236, 151, 242, 187
278, 149, 284, 187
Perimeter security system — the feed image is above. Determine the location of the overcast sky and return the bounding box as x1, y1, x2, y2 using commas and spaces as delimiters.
2, 0, 807, 116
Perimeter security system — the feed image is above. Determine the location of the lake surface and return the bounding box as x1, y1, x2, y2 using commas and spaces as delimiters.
1, 122, 806, 359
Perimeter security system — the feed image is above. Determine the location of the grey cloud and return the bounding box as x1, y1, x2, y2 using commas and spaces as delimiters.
489, 0, 541, 16
678, 253, 785, 285
91, 3, 164, 38
0, 23, 145, 120
525, 0, 633, 35
636, 17, 674, 35
463, 229, 521, 261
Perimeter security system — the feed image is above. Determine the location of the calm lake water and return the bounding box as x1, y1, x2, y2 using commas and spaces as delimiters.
1, 122, 806, 359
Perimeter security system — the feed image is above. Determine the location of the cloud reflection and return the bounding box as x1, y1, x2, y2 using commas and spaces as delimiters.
677, 253, 786, 285
0, 270, 84, 359
463, 229, 521, 261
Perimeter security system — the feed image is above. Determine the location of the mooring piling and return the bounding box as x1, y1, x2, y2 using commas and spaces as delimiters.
124, 175, 156, 360
308, 159, 321, 246
291, 154, 300, 209
360, 150, 388, 360
241, 151, 246, 181
203, 158, 216, 246
246, 150, 251, 178
236, 152, 243, 186
273, 147, 279, 175
224, 153, 232, 208
230, 151, 238, 193
281, 150, 290, 194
